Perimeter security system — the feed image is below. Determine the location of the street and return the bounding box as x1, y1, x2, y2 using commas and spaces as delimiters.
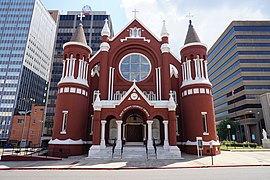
0, 167, 270, 180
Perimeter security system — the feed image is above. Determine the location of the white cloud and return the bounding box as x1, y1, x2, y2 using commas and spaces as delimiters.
120, 0, 268, 57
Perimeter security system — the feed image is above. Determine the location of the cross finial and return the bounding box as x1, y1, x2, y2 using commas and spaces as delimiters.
186, 12, 193, 24
132, 9, 139, 18
78, 12, 85, 23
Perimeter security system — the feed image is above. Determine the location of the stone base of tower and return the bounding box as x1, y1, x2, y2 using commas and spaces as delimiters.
180, 144, 221, 156
48, 144, 90, 158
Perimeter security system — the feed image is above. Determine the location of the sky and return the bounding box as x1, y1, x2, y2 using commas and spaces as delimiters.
42, 0, 270, 56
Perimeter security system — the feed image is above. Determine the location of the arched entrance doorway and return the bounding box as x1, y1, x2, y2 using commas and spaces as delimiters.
122, 109, 147, 144
125, 114, 145, 142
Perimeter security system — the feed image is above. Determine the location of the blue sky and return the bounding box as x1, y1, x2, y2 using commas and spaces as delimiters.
42, 0, 270, 56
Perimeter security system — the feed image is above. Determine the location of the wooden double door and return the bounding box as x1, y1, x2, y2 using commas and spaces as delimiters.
126, 124, 143, 142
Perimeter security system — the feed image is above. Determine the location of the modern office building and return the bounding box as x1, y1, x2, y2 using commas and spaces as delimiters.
43, 10, 113, 137
208, 21, 270, 144
0, 0, 57, 145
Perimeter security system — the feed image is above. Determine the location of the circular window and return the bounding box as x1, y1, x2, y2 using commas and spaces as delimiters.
119, 53, 151, 82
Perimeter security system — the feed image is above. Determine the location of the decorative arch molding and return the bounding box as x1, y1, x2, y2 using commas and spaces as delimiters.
109, 43, 161, 68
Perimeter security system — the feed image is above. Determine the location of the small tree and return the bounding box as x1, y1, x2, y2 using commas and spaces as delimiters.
217, 118, 240, 141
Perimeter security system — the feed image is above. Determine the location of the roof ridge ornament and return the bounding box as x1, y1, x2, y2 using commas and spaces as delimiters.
101, 18, 110, 37
161, 20, 169, 37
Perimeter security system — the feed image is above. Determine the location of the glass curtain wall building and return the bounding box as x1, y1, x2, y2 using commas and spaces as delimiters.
208, 21, 270, 144
43, 10, 113, 137
0, 0, 57, 144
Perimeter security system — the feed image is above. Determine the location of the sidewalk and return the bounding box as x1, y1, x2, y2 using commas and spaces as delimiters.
1, 151, 270, 170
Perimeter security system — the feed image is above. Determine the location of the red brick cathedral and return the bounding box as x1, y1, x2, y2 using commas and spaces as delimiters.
49, 17, 220, 158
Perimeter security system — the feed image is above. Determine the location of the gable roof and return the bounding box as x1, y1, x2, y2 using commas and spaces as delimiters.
117, 81, 152, 106
110, 17, 161, 42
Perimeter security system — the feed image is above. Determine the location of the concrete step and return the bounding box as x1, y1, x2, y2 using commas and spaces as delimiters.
122, 146, 147, 159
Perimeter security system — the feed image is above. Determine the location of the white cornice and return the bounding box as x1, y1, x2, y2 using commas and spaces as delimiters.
181, 78, 212, 88
63, 41, 92, 53
58, 77, 89, 87
180, 42, 207, 52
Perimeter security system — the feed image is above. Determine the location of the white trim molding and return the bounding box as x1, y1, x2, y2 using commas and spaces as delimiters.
100, 42, 110, 51
49, 138, 92, 145
179, 140, 220, 146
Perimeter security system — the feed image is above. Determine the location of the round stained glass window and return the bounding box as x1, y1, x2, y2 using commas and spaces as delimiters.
119, 53, 151, 82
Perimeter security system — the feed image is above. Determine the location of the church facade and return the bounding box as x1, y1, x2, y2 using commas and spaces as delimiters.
48, 17, 220, 158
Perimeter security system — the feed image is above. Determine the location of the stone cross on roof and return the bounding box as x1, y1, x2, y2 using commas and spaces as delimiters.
186, 12, 193, 24
78, 12, 85, 23
132, 9, 139, 18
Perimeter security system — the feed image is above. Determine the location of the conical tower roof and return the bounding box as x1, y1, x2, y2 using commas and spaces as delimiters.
70, 23, 87, 45
184, 20, 201, 45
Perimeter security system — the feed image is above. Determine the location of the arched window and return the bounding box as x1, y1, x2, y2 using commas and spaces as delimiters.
109, 119, 117, 144
152, 119, 160, 144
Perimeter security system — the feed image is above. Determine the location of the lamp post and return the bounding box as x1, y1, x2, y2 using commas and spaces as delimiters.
227, 124, 231, 141
19, 98, 35, 150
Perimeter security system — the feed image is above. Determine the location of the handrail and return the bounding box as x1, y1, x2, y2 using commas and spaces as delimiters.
145, 140, 148, 159
121, 140, 124, 159
111, 138, 117, 159
153, 138, 157, 159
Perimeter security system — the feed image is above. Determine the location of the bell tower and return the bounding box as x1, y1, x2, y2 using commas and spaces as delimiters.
180, 20, 220, 155
49, 23, 92, 157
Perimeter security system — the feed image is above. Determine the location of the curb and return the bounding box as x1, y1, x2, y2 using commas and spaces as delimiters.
0, 164, 270, 171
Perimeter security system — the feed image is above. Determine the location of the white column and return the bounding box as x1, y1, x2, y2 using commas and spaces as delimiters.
187, 60, 192, 80
197, 59, 201, 78
155, 68, 159, 100
81, 61, 85, 80
115, 120, 122, 149
183, 62, 187, 81
71, 59, 75, 77
163, 120, 169, 150
204, 60, 209, 79
147, 120, 154, 150
84, 62, 88, 80
100, 120, 107, 149
181, 65, 185, 81
194, 59, 198, 79
111, 68, 115, 100
200, 59, 205, 79
86, 64, 89, 80
65, 59, 69, 77
78, 60, 82, 79
158, 67, 161, 100
69, 58, 73, 77
62, 60, 66, 78
108, 67, 112, 100
83, 62, 87, 80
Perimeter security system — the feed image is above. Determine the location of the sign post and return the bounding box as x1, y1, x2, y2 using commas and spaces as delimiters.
210, 142, 214, 165
196, 137, 203, 158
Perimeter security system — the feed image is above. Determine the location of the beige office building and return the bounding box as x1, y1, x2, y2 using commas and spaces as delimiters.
208, 21, 270, 144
